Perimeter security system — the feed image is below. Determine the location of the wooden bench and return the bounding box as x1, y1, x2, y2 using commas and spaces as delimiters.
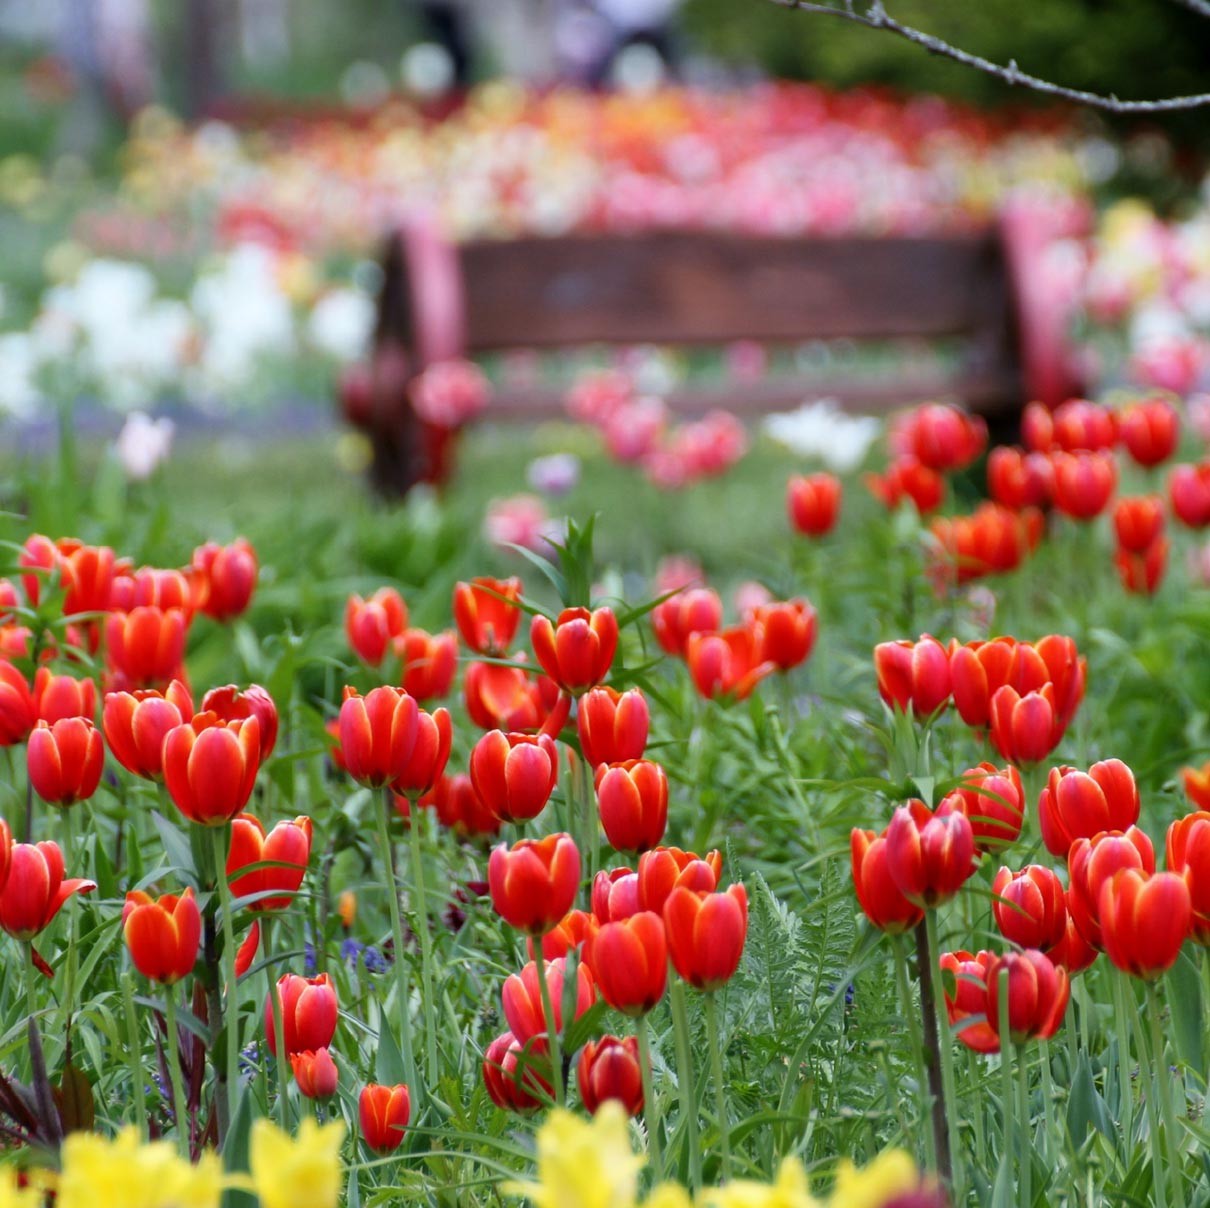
340, 210, 1080, 495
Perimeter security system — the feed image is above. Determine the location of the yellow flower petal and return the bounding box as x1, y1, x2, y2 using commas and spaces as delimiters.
250, 1117, 346, 1208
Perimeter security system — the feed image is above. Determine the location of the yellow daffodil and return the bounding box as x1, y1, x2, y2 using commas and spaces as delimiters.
56, 1127, 222, 1208
503, 1102, 645, 1208
0, 1165, 49, 1208
697, 1157, 819, 1208
249, 1116, 346, 1208
643, 1184, 694, 1208
827, 1149, 927, 1208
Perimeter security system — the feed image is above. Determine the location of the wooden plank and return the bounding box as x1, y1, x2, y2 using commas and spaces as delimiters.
459, 231, 1010, 350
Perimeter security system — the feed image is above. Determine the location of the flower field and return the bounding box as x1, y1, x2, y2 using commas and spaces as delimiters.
1, 379, 1210, 1208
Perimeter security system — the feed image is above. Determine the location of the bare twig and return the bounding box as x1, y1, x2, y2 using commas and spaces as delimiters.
768, 0, 1210, 112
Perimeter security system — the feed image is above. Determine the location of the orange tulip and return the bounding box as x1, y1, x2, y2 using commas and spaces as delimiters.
663, 883, 748, 991
874, 636, 951, 718
453, 576, 522, 655
395, 628, 458, 702
27, 718, 105, 807
1100, 870, 1191, 980
103, 680, 193, 779
488, 834, 580, 936
359, 1083, 411, 1153
338, 686, 418, 790
469, 730, 558, 823
531, 607, 618, 693
201, 684, 279, 760
227, 813, 312, 912
596, 759, 667, 854
122, 887, 202, 984
163, 712, 261, 826
576, 686, 648, 769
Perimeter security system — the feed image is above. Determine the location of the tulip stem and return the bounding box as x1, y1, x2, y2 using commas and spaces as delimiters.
1149, 982, 1187, 1208
1016, 1045, 1032, 1208
262, 917, 291, 1133
211, 825, 241, 1137
535, 948, 564, 1106
893, 936, 935, 1170
669, 975, 702, 1192
407, 797, 440, 1084
635, 1012, 662, 1179
915, 915, 954, 1191
1132, 991, 1169, 1208
23, 943, 37, 1077
163, 981, 193, 1159
1039, 1038, 1058, 1165
997, 968, 1015, 1194
1112, 971, 1135, 1148
703, 992, 731, 1178
122, 972, 149, 1136
375, 790, 419, 1107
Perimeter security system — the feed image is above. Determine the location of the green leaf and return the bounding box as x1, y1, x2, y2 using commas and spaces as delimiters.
375, 1007, 408, 1087
1166, 950, 1203, 1078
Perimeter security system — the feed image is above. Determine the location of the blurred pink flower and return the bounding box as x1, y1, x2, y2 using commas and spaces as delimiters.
566, 369, 633, 426
412, 359, 491, 427
604, 396, 666, 464
734, 580, 773, 619
483, 494, 559, 554
654, 555, 704, 595
1130, 335, 1206, 396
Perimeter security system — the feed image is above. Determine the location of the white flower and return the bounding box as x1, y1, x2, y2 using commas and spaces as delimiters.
763, 399, 881, 473
307, 287, 375, 362
115, 411, 174, 480
0, 333, 42, 419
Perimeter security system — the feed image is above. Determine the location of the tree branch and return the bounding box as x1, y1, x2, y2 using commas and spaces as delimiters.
767, 0, 1210, 112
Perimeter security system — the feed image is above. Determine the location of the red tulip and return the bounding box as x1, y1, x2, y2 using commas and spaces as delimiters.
469, 730, 559, 823
942, 762, 1024, 853
1038, 760, 1139, 858
291, 1048, 338, 1100
265, 972, 338, 1057
1051, 398, 1117, 452
586, 911, 667, 1014
1181, 763, 1210, 810
109, 565, 193, 614
1119, 397, 1178, 468
392, 706, 453, 798
345, 587, 408, 667
463, 659, 562, 732
422, 772, 500, 840
529, 909, 599, 962
1050, 450, 1117, 520
488, 834, 580, 935
122, 887, 201, 984
338, 686, 418, 789
501, 957, 596, 1049
984, 949, 1070, 1047
163, 712, 261, 826
949, 638, 1049, 730
578, 1036, 644, 1116
1047, 909, 1099, 976
1114, 538, 1168, 595
0, 818, 10, 894
1169, 462, 1210, 529
940, 950, 998, 1053
987, 684, 1064, 767
105, 606, 189, 690
929, 504, 1043, 587
27, 718, 104, 807
637, 846, 722, 917
483, 1030, 550, 1112
201, 684, 279, 760
1099, 870, 1191, 980
865, 457, 945, 514
1034, 634, 1086, 731
884, 800, 976, 908
1165, 812, 1210, 945
874, 636, 951, 718
1067, 827, 1156, 950
987, 447, 1053, 510
992, 865, 1067, 950
663, 883, 748, 991
596, 759, 667, 854
0, 661, 34, 746
651, 588, 722, 658
903, 402, 987, 472
0, 841, 96, 950
592, 868, 641, 924
787, 473, 841, 537
1113, 496, 1165, 553
359, 1083, 411, 1153
531, 607, 618, 693
850, 827, 925, 934
103, 680, 193, 779
686, 624, 776, 701
227, 813, 312, 912
18, 534, 64, 609
577, 686, 648, 769
1022, 401, 1055, 452
191, 539, 257, 622
754, 600, 817, 672
453, 577, 522, 655
32, 668, 95, 725
396, 628, 458, 702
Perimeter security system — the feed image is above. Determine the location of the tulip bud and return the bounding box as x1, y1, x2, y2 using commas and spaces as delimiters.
786, 473, 841, 537
0, 661, 34, 746
576, 686, 648, 770
488, 834, 580, 936
530, 607, 618, 694
1038, 760, 1139, 858
987, 447, 1053, 510
663, 883, 748, 991
163, 712, 261, 826
338, 686, 418, 789
469, 730, 559, 823
586, 911, 667, 1015
482, 1030, 550, 1112
578, 1036, 644, 1116
202, 684, 279, 760
991, 865, 1067, 950
501, 957, 596, 1050
1113, 496, 1165, 553
453, 577, 522, 656
984, 949, 1070, 1047
942, 762, 1024, 853
359, 1083, 411, 1153
192, 539, 258, 622
396, 628, 458, 702
392, 706, 453, 798
1099, 869, 1192, 980
103, 680, 193, 780
596, 759, 668, 854
265, 973, 339, 1057
851, 828, 925, 935
651, 588, 722, 658
754, 600, 817, 672
873, 636, 951, 718
122, 887, 202, 984
291, 1048, 339, 1100
345, 588, 408, 667
884, 800, 976, 908
27, 718, 105, 808
906, 403, 987, 472
228, 813, 313, 912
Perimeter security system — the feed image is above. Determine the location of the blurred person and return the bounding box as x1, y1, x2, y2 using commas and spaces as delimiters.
575, 0, 683, 85
405, 0, 474, 88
